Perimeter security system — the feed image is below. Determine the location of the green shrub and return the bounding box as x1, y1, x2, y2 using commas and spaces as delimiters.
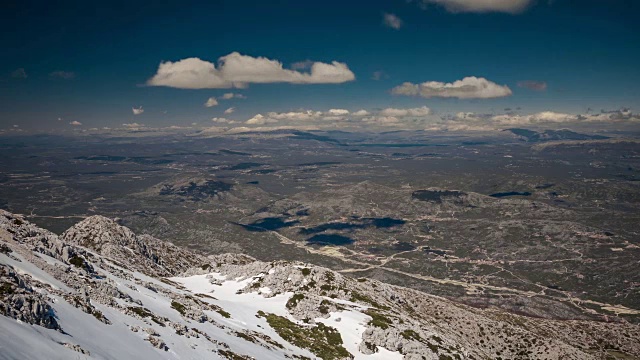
286, 293, 305, 309
68, 255, 85, 268
257, 312, 351, 360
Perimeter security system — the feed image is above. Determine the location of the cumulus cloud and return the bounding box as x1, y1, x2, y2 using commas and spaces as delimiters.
391, 76, 512, 99
132, 106, 144, 115
224, 107, 235, 114
204, 97, 219, 107
147, 52, 355, 89
69, 120, 82, 126
227, 125, 320, 134
416, 0, 532, 14
235, 106, 436, 130
383, 13, 403, 30
379, 106, 431, 117
123, 122, 144, 128
49, 71, 75, 79
361, 107, 433, 127
352, 109, 370, 116
146, 58, 230, 89
246, 114, 277, 125
327, 109, 350, 116
362, 116, 401, 126
517, 80, 547, 91
11, 68, 27, 79
211, 117, 237, 124
220, 92, 246, 100
449, 109, 640, 128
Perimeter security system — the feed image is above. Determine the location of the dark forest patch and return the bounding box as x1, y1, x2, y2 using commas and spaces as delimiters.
160, 180, 233, 201
412, 190, 465, 203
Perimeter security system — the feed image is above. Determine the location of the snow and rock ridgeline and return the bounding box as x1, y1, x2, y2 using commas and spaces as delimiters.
1, 210, 639, 360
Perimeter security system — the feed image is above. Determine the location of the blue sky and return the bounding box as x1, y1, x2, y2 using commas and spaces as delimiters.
1, 0, 639, 132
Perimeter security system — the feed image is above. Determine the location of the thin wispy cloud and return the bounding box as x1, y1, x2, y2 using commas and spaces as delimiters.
224, 107, 235, 114
371, 71, 389, 81
415, 0, 533, 14
69, 120, 82, 126
132, 106, 144, 115
518, 80, 547, 91
49, 71, 75, 79
383, 13, 403, 30
220, 93, 246, 100
10, 68, 27, 79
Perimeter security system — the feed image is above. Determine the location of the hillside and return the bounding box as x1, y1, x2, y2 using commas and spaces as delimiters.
1, 210, 639, 359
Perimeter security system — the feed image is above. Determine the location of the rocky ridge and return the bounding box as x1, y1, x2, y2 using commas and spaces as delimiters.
1, 209, 639, 359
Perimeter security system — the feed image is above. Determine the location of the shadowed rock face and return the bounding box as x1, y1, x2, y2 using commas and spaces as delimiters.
0, 264, 59, 330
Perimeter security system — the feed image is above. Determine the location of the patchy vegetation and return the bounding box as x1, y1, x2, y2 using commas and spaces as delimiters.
257, 311, 352, 360
365, 309, 393, 330
68, 255, 85, 268
286, 293, 305, 309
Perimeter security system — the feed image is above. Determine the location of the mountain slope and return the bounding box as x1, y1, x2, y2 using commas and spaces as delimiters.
1, 210, 639, 359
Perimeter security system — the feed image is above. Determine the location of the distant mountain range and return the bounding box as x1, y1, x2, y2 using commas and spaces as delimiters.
1, 210, 639, 359
506, 128, 609, 142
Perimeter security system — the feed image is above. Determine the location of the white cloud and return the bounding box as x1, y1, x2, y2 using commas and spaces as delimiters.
220, 92, 246, 100
327, 109, 350, 116
227, 125, 320, 134
361, 107, 433, 127
204, 97, 219, 107
132, 106, 144, 115
224, 107, 235, 114
352, 109, 370, 116
383, 13, 403, 30
391, 76, 512, 99
123, 122, 144, 128
417, 0, 532, 14
147, 57, 231, 89
69, 121, 82, 126
448, 109, 640, 128
211, 117, 237, 124
246, 114, 278, 125
379, 106, 431, 117
266, 110, 323, 122
147, 52, 355, 89
233, 106, 438, 130
362, 116, 401, 126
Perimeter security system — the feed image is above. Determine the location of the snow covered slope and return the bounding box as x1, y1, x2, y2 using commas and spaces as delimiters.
1, 210, 639, 360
